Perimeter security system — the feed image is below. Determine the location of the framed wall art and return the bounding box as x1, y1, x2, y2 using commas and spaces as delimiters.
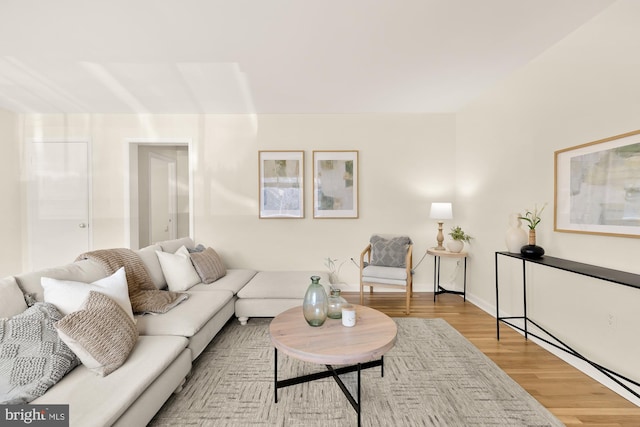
555, 130, 640, 238
313, 150, 359, 218
259, 151, 304, 218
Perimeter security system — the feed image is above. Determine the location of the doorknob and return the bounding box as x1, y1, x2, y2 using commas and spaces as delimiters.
79, 223, 87, 228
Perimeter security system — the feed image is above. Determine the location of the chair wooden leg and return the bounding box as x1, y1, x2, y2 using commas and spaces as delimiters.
406, 280, 413, 315
360, 282, 364, 305
405, 290, 410, 315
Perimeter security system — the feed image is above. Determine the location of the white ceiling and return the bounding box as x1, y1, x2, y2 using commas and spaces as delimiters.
0, 0, 614, 114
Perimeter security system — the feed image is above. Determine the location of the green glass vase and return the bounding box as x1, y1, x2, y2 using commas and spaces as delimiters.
327, 288, 348, 319
303, 276, 328, 327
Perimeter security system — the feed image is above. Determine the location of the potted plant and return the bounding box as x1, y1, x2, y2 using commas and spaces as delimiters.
518, 203, 546, 258
518, 203, 546, 242
447, 226, 472, 253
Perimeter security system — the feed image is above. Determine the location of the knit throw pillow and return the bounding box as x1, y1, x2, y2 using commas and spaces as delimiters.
56, 291, 138, 377
190, 247, 227, 284
0, 303, 80, 404
370, 235, 412, 268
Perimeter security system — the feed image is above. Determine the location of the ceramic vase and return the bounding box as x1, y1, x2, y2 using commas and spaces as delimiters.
447, 240, 464, 253
505, 213, 528, 253
303, 276, 328, 326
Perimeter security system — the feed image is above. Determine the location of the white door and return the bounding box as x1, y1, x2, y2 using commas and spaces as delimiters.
28, 141, 90, 270
149, 153, 177, 244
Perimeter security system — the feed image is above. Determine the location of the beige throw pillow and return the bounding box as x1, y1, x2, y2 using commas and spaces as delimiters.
190, 247, 227, 284
56, 291, 138, 377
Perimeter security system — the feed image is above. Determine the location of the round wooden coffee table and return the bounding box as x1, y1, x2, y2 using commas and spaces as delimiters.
269, 305, 397, 427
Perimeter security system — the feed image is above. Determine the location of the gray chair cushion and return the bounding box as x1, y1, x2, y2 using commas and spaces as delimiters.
370, 235, 412, 268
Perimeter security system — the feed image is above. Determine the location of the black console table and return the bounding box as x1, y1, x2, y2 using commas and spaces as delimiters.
495, 251, 640, 399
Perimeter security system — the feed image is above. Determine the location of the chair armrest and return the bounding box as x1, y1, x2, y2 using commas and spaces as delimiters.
360, 244, 372, 273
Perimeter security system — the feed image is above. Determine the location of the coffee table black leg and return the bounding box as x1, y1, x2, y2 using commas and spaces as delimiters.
357, 363, 362, 427
274, 356, 382, 425
274, 348, 278, 403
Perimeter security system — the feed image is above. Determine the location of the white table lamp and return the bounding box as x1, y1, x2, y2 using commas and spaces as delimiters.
430, 202, 453, 251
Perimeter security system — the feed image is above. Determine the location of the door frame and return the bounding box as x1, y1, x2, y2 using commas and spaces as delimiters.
26, 139, 93, 270
125, 138, 194, 249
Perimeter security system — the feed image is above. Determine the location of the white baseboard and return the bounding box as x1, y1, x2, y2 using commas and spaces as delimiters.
464, 292, 640, 407
339, 281, 640, 406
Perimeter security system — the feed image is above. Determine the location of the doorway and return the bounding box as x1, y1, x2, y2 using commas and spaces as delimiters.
127, 140, 192, 249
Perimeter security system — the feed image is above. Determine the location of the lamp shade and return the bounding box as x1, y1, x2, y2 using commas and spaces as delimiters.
430, 202, 453, 220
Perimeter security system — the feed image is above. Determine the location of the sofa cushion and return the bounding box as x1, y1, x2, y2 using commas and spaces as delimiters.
31, 335, 189, 427
156, 237, 195, 254
370, 234, 412, 268
41, 267, 134, 320
0, 303, 80, 404
190, 247, 227, 284
0, 276, 27, 318
189, 269, 257, 295
155, 246, 201, 292
237, 271, 330, 299
135, 244, 166, 290
135, 290, 233, 337
14, 259, 107, 302
57, 292, 138, 377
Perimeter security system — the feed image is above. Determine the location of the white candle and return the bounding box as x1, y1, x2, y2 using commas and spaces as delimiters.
342, 304, 356, 327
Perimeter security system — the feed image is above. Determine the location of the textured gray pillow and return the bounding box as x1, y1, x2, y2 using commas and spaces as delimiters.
190, 247, 227, 284
370, 235, 412, 268
0, 303, 80, 404
56, 291, 138, 377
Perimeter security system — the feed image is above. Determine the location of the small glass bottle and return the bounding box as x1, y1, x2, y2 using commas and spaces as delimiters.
327, 288, 348, 319
303, 276, 328, 327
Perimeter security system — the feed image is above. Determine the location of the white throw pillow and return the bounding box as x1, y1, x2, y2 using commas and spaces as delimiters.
155, 245, 201, 291
41, 267, 134, 320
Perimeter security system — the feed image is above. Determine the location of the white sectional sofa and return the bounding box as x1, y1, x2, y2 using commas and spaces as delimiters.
0, 237, 329, 427
236, 270, 330, 325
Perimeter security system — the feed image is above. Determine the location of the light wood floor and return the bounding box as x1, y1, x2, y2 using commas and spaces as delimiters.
342, 291, 640, 427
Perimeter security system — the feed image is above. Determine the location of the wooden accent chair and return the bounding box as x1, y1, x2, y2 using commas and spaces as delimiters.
359, 235, 413, 314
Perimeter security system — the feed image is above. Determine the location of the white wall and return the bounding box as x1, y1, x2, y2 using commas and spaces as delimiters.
18, 113, 457, 290
457, 0, 640, 402
200, 114, 457, 291
0, 108, 21, 276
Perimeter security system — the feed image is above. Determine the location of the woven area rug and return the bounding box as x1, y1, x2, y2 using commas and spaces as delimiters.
149, 317, 564, 426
